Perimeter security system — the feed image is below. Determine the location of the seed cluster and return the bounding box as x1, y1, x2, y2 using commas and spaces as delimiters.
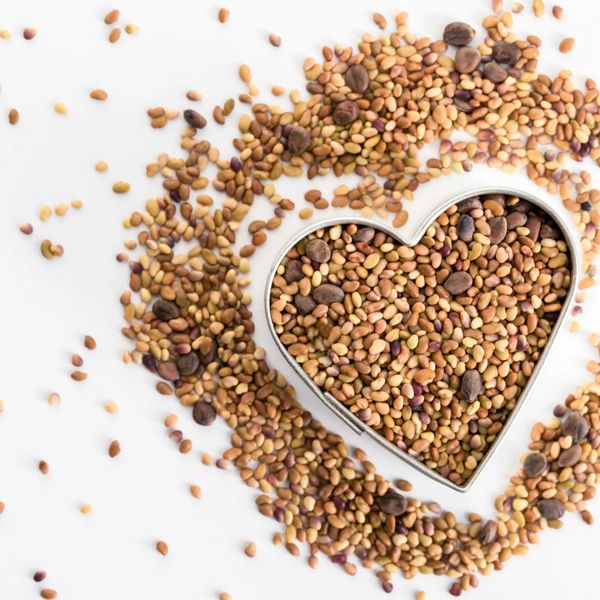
270, 195, 571, 485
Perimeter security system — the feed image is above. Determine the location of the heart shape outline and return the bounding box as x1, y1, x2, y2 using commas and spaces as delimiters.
265, 186, 578, 492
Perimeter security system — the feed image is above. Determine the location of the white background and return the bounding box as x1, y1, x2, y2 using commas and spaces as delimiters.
1, 1, 599, 598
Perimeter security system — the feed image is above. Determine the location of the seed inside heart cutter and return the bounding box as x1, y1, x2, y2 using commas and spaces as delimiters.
269, 193, 573, 486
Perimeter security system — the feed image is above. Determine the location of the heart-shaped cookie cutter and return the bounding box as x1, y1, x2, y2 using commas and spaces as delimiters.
264, 187, 578, 492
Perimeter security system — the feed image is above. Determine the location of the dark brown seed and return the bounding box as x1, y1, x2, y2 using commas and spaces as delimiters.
157, 361, 179, 381
287, 127, 311, 154
344, 64, 370, 93
506, 211, 528, 229
443, 22, 476, 46
192, 401, 217, 426
294, 294, 317, 315
492, 41, 521, 64
537, 498, 565, 520
457, 197, 482, 213
333, 100, 359, 126
284, 259, 304, 283
108, 440, 121, 458
557, 445, 582, 467
444, 271, 473, 295
23, 27, 37, 40
33, 571, 47, 582
459, 369, 481, 403
561, 412, 589, 443
526, 215, 541, 241
152, 299, 179, 321
305, 239, 331, 263
312, 284, 345, 305
377, 490, 407, 516
483, 61, 508, 83
523, 452, 547, 477
478, 520, 498, 544
457, 214, 475, 242
176, 352, 200, 376
352, 227, 375, 244
489, 216, 507, 244
183, 109, 207, 129
38, 460, 49, 475
454, 47, 481, 73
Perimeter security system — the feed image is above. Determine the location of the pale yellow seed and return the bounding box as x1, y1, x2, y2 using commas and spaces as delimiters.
201, 452, 214, 466
39, 205, 52, 221
125, 24, 139, 34
0, 399, 4, 413
219, 594, 232, 600
71, 199, 84, 209
416, 592, 427, 600
190, 484, 202, 499
112, 181, 131, 194
299, 207, 314, 220
80, 503, 93, 515
55, 203, 69, 216
239, 64, 251, 83
272, 85, 285, 96
0, 30, 12, 39
104, 400, 119, 413
54, 102, 68, 115
48, 392, 61, 406
569, 320, 580, 332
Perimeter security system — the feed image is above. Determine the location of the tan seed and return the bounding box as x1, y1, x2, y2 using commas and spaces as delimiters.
104, 9, 120, 24
80, 503, 93, 515
156, 540, 168, 556
90, 89, 108, 101
190, 484, 201, 499
244, 541, 256, 557
109, 27, 121, 43
112, 181, 131, 194
268, 33, 281, 47
54, 102, 67, 115
8, 108, 19, 124
559, 37, 574, 53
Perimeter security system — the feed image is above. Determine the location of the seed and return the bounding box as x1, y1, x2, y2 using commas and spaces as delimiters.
478, 520, 498, 544
372, 12, 387, 29
333, 100, 359, 125
491, 41, 521, 64
312, 283, 344, 305
84, 335, 97, 350
95, 161, 109, 172
454, 47, 481, 73
219, 594, 232, 600
305, 239, 331, 263
70, 371, 88, 382
217, 8, 230, 23
299, 207, 313, 219
109, 28, 121, 43
287, 127, 311, 154
552, 5, 563, 19
190, 484, 201, 499
537, 498, 565, 520
125, 24, 139, 34
444, 271, 473, 295
483, 61, 508, 83
156, 540, 168, 556
559, 37, 575, 53
0, 502, 4, 513
561, 412, 589, 443
533, 0, 544, 17
108, 440, 121, 458
183, 109, 207, 129
48, 393, 61, 406
460, 370, 482, 403
112, 181, 131, 194
104, 401, 119, 413
90, 89, 108, 101
443, 22, 476, 46
80, 503, 93, 514
488, 216, 507, 244
40, 590, 57, 599
344, 64, 370, 93
239, 64, 251, 83
55, 203, 69, 216
179, 439, 192, 453
268, 33, 281, 47
38, 460, 49, 475
294, 294, 316, 315
34, 571, 47, 582
54, 102, 68, 115
19, 223, 33, 234
104, 9, 120, 24
244, 542, 256, 557
557, 445, 581, 467
416, 593, 426, 600
193, 401, 216, 426
8, 108, 19, 124
377, 490, 407, 516
186, 90, 202, 101
523, 451, 547, 477
23, 27, 37, 40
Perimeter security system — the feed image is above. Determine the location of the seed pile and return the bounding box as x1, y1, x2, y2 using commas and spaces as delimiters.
270, 195, 572, 485
116, 4, 600, 595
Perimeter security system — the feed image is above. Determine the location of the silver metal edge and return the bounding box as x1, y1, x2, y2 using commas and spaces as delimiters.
263, 186, 579, 493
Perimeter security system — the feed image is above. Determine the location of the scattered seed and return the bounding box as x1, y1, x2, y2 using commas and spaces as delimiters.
217, 8, 230, 23
156, 540, 168, 556
84, 335, 97, 350
70, 371, 88, 382
40, 590, 57, 600
125, 24, 139, 34
90, 89, 108, 101
104, 401, 119, 413
48, 393, 61, 406
190, 484, 201, 499
71, 354, 84, 367
104, 9, 120, 25
54, 102, 67, 115
108, 440, 121, 458
79, 503, 93, 515
23, 27, 36, 40
109, 28, 121, 43
38, 460, 49, 475
244, 542, 256, 557
19, 223, 33, 235
95, 161, 109, 172
268, 33, 281, 47
559, 37, 574, 53
183, 109, 207, 129
552, 4, 563, 19
8, 108, 19, 124
33, 571, 47, 582
112, 181, 131, 194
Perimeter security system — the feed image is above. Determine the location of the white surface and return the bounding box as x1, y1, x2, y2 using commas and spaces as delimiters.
1, 1, 600, 598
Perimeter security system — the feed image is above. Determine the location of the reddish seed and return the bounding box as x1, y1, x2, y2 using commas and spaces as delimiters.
19, 223, 33, 234
71, 354, 84, 367
23, 27, 37, 40
84, 335, 97, 350
156, 540, 168, 556
33, 571, 47, 582
38, 460, 49, 475
104, 9, 120, 25
217, 7, 230, 23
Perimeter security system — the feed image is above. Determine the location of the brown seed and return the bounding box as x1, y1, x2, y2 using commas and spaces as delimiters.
552, 5, 563, 19
558, 37, 575, 53
443, 22, 476, 46
95, 161, 109, 172
8, 108, 19, 124
561, 412, 589, 443
71, 354, 84, 367
38, 460, 49, 475
478, 520, 498, 544
483, 61, 508, 83
112, 181, 130, 194
19, 223, 33, 234
219, 594, 232, 600
312, 283, 344, 305
183, 109, 207, 129
284, 259, 304, 283
333, 100, 359, 126
48, 393, 61, 406
34, 571, 47, 582
40, 590, 57, 599
344, 64, 370, 94
80, 503, 93, 514
190, 484, 201, 499
90, 89, 108, 101
152, 299, 179, 321
108, 440, 121, 458
557, 444, 582, 467
192, 401, 217, 426
305, 239, 331, 263
84, 335, 97, 350
523, 452, 547, 477
294, 294, 317, 315
156, 540, 168, 556
217, 8, 230, 23
460, 370, 482, 403
287, 127, 311, 155
179, 439, 192, 453
537, 498, 565, 520
377, 490, 407, 516
23, 27, 37, 40
244, 541, 257, 557
157, 361, 179, 381
0, 502, 4, 514
444, 271, 473, 295
457, 214, 475, 242
239, 64, 251, 83
489, 216, 507, 244
104, 9, 120, 25
454, 47, 481, 74
109, 28, 121, 43
492, 41, 521, 64
70, 371, 88, 382
177, 352, 200, 376
372, 12, 387, 29
268, 33, 281, 47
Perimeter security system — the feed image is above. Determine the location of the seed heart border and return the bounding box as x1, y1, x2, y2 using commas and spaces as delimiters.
264, 186, 578, 492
